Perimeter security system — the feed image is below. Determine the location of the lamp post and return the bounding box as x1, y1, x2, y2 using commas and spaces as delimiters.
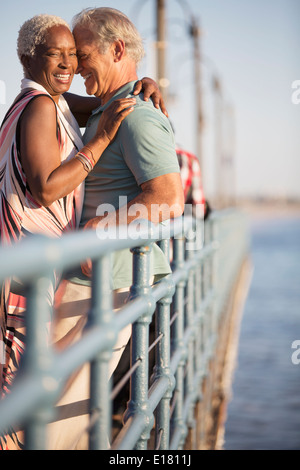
189, 16, 204, 174
156, 0, 169, 103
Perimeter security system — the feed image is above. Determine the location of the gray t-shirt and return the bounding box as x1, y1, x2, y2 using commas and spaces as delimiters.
81, 80, 179, 224
71, 81, 180, 290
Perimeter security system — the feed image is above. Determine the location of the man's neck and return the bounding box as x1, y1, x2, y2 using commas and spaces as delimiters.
101, 64, 138, 105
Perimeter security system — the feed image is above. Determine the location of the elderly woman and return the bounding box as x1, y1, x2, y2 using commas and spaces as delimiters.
0, 13, 165, 450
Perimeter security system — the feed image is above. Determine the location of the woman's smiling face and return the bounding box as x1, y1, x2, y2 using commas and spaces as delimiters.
26, 25, 77, 102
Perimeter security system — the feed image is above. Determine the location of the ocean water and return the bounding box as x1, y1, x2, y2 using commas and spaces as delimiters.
223, 215, 300, 450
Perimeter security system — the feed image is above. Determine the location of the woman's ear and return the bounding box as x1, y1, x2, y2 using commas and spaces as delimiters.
21, 55, 31, 73
113, 39, 125, 62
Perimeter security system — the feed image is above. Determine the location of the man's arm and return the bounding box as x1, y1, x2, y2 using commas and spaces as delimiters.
84, 172, 184, 230
64, 77, 167, 127
81, 172, 184, 277
118, 172, 184, 224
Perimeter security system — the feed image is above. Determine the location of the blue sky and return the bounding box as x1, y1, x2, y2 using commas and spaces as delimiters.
0, 0, 299, 200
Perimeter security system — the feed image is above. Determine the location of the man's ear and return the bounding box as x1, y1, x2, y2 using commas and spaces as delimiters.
113, 39, 125, 62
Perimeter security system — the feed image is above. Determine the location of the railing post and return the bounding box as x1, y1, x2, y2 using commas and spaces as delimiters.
89, 254, 115, 450
124, 243, 155, 450
184, 231, 197, 448
211, 217, 219, 335
191, 223, 205, 449
170, 235, 188, 449
153, 240, 175, 449
23, 276, 58, 450
194, 253, 204, 391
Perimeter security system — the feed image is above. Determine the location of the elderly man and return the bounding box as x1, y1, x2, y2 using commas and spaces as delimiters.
73, 7, 184, 268
69, 4, 184, 362
62, 10, 183, 300
50, 7, 184, 449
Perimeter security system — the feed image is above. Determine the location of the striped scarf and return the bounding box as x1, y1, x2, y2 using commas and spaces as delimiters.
0, 79, 84, 414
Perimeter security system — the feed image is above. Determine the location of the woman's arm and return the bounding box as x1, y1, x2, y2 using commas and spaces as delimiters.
64, 77, 168, 127
63, 92, 101, 127
19, 95, 136, 206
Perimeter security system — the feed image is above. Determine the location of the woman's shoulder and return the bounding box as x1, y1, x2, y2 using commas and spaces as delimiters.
19, 91, 56, 118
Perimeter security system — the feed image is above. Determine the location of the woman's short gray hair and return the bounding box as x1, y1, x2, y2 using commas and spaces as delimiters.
72, 7, 145, 67
17, 14, 71, 61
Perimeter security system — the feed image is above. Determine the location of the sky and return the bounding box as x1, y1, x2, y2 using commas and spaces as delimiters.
0, 0, 299, 201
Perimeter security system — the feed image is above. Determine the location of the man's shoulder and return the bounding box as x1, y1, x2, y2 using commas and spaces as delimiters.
122, 94, 170, 130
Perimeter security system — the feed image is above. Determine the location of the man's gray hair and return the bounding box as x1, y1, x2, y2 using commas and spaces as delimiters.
17, 14, 71, 61
72, 7, 145, 67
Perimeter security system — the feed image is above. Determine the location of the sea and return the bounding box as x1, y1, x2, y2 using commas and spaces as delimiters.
223, 212, 300, 450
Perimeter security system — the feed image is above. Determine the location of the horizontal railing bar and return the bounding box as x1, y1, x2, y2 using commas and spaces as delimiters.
113, 296, 153, 331
0, 218, 196, 284
0, 324, 116, 434
56, 325, 116, 378
114, 253, 217, 333
111, 413, 146, 450
148, 376, 170, 412
170, 243, 218, 286
0, 374, 52, 435
168, 287, 215, 374
111, 375, 170, 450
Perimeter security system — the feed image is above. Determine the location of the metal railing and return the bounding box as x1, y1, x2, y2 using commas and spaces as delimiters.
0, 209, 249, 450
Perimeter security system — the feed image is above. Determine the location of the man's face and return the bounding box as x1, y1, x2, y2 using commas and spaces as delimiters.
74, 26, 115, 101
